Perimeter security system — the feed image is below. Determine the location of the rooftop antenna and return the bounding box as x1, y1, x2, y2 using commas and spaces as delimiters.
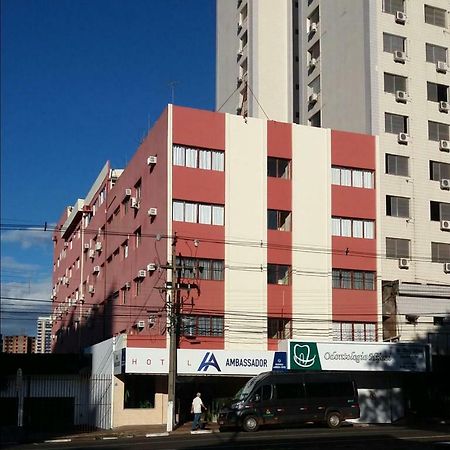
168, 81, 179, 104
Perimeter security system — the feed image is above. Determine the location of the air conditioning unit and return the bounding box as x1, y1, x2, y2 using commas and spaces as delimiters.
83, 243, 90, 252
441, 220, 450, 231
395, 90, 408, 103
308, 93, 318, 104
124, 282, 131, 290
436, 61, 448, 73
95, 242, 102, 251
439, 101, 449, 113
147, 263, 157, 272
440, 140, 450, 151
309, 22, 317, 34
136, 320, 145, 329
399, 258, 410, 269
63, 277, 69, 285
395, 11, 407, 24
393, 50, 406, 63
137, 269, 147, 278
440, 179, 450, 190
64, 242, 69, 248
124, 188, 132, 198
93, 265, 100, 273
148, 207, 158, 217
130, 197, 140, 209
88, 285, 95, 294
147, 155, 157, 165
398, 132, 409, 144
308, 58, 317, 69
148, 316, 156, 326
88, 249, 95, 259
444, 263, 450, 274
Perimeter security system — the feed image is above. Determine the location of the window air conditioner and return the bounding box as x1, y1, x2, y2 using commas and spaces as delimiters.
436, 61, 448, 74
147, 155, 157, 165
440, 140, 450, 152
130, 197, 140, 209
93, 265, 100, 273
136, 320, 145, 329
88, 249, 95, 259
444, 263, 450, 274
440, 179, 450, 190
393, 50, 406, 63
308, 58, 317, 69
439, 101, 449, 113
398, 132, 409, 144
84, 243, 90, 251
138, 269, 147, 278
147, 263, 157, 272
395, 11, 407, 24
148, 207, 158, 217
441, 220, 450, 231
124, 188, 132, 197
124, 282, 131, 290
398, 258, 410, 269
95, 242, 102, 251
309, 22, 317, 34
308, 93, 318, 104
395, 90, 408, 103
88, 285, 95, 294
64, 242, 69, 248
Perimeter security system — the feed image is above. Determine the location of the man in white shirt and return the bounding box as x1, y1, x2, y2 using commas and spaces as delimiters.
191, 392, 206, 431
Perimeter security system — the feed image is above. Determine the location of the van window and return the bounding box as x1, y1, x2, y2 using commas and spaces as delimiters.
275, 383, 305, 399
251, 384, 272, 402
305, 381, 354, 398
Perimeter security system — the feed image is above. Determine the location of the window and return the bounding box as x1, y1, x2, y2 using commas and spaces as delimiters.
181, 315, 224, 337
386, 237, 410, 258
309, 111, 321, 127
427, 82, 448, 102
428, 121, 449, 141
383, 33, 406, 53
176, 257, 224, 281
385, 113, 408, 134
308, 40, 320, 60
275, 383, 305, 400
268, 210, 292, 231
135, 227, 141, 249
122, 240, 129, 259
121, 286, 128, 305
333, 322, 376, 342
424, 5, 446, 28
135, 278, 143, 296
173, 144, 224, 172
332, 269, 375, 290
173, 201, 224, 226
267, 318, 292, 339
382, 0, 404, 14
331, 167, 374, 188
386, 195, 410, 218
430, 201, 450, 221
384, 73, 407, 94
332, 217, 374, 239
426, 43, 448, 63
431, 242, 450, 262
267, 264, 290, 285
308, 76, 320, 95
123, 375, 155, 409
386, 154, 409, 176
430, 161, 450, 181
267, 157, 291, 179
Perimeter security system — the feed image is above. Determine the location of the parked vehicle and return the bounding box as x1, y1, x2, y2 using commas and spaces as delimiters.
217, 371, 360, 431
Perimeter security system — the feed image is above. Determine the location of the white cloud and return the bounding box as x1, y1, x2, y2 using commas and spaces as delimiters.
1, 227, 52, 249
1, 256, 40, 272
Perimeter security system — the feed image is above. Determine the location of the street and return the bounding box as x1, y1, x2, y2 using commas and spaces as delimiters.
3, 424, 450, 450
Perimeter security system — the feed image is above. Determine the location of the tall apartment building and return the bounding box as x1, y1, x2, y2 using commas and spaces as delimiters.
2, 335, 36, 354
36, 316, 52, 353
216, 0, 450, 344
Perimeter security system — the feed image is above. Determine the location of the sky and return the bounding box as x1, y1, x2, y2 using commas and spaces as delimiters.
0, 0, 216, 336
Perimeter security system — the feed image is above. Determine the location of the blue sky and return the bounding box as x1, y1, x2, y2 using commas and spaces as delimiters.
1, 0, 216, 336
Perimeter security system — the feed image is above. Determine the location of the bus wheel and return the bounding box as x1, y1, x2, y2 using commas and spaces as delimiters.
242, 415, 259, 432
326, 412, 342, 428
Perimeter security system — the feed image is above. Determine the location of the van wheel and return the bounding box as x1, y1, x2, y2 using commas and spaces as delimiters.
326, 412, 342, 428
242, 415, 259, 432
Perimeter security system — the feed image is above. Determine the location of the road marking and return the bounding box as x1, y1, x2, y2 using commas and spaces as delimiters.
102, 436, 118, 440
146, 432, 169, 437
44, 438, 72, 443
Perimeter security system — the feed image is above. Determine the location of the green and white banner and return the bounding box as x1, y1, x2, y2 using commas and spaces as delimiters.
285, 341, 429, 372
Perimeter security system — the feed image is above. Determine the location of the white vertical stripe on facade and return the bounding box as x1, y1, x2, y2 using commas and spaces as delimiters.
291, 125, 332, 341
224, 114, 267, 349
167, 105, 174, 351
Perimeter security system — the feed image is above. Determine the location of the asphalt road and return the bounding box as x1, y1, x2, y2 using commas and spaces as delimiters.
4, 424, 450, 450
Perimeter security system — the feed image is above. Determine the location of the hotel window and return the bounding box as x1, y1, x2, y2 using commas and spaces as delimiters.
430, 161, 450, 181
424, 5, 447, 28
386, 237, 410, 258
383, 33, 405, 53
309, 111, 321, 128
181, 315, 224, 337
386, 154, 409, 176
123, 375, 155, 409
384, 73, 407, 94
382, 0, 404, 14
430, 201, 450, 221
267, 264, 290, 285
267, 318, 292, 339
135, 278, 143, 296
122, 240, 129, 259
173, 200, 224, 226
431, 242, 450, 263
331, 167, 374, 188
267, 157, 291, 179
427, 82, 448, 102
268, 210, 292, 231
426, 43, 448, 63
308, 40, 320, 62
173, 145, 224, 171
386, 195, 410, 218
332, 269, 375, 290
333, 322, 376, 342
428, 121, 449, 141
385, 113, 408, 134
121, 286, 128, 305
134, 227, 141, 248
176, 257, 224, 281
332, 217, 374, 239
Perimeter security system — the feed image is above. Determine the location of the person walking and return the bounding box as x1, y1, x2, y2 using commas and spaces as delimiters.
191, 392, 207, 431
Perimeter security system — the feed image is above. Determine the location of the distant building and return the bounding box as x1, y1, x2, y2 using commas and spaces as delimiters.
36, 316, 52, 353
2, 335, 35, 354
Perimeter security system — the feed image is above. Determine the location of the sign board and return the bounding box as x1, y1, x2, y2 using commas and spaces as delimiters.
286, 341, 429, 372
